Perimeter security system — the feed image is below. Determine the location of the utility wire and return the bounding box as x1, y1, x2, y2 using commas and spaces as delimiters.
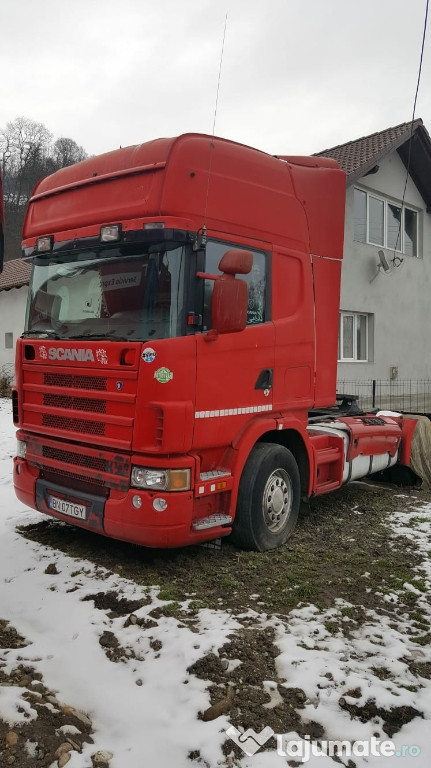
411, 0, 429, 127
395, 0, 429, 258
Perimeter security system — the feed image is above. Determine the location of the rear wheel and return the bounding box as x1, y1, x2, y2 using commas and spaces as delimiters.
231, 442, 300, 551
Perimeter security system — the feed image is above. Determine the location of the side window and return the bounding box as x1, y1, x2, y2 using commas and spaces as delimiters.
203, 240, 267, 330
5, 332, 13, 349
338, 311, 370, 362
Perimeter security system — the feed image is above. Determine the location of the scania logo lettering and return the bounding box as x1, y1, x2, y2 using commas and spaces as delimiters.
42, 347, 108, 364
48, 348, 95, 362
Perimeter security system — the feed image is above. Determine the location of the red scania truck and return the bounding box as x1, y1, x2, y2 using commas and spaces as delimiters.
12, 134, 415, 551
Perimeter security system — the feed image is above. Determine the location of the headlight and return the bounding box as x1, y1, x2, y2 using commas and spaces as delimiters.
17, 440, 27, 459
131, 466, 190, 492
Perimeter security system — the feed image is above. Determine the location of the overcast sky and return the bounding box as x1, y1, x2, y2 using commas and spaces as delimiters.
1, 0, 430, 159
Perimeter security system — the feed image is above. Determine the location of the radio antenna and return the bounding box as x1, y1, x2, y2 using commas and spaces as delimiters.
212, 12, 228, 136
200, 12, 228, 239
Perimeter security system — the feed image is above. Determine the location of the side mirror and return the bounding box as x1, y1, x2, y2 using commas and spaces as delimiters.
197, 249, 252, 336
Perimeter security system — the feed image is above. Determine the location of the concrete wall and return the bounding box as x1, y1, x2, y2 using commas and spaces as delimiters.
338, 151, 431, 382
0, 286, 28, 379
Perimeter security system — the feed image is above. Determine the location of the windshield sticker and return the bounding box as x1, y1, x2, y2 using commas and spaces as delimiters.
100, 271, 143, 291
142, 347, 157, 363
154, 367, 173, 384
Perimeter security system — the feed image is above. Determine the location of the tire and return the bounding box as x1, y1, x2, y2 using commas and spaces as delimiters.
231, 442, 300, 552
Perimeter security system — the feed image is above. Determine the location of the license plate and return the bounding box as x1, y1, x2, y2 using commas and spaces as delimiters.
48, 495, 87, 520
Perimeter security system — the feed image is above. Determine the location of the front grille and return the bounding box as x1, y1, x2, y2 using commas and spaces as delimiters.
23, 354, 138, 450
42, 414, 105, 436
44, 373, 108, 390
44, 394, 107, 413
43, 446, 106, 472
35, 440, 130, 492
42, 468, 108, 496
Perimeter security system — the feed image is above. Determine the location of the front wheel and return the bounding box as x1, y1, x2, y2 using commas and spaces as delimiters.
231, 443, 300, 551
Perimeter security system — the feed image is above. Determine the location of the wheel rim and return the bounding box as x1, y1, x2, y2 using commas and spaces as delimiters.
262, 468, 293, 533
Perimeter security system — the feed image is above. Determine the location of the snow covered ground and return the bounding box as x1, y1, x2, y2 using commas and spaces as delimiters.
1, 396, 431, 767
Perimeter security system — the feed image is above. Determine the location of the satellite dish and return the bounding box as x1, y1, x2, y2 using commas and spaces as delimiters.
378, 250, 392, 274
369, 250, 393, 282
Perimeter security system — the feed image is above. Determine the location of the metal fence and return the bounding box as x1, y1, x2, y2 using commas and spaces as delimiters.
336, 380, 431, 414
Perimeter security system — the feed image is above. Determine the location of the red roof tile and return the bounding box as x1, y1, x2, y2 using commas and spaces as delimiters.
0, 259, 31, 291
315, 119, 431, 207
315, 119, 423, 176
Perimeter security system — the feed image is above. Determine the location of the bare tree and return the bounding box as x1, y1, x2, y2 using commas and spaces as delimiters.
0, 117, 88, 261
52, 137, 87, 169
0, 117, 53, 211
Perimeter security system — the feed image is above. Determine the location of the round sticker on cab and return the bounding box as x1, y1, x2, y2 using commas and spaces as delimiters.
142, 347, 156, 363
154, 367, 173, 384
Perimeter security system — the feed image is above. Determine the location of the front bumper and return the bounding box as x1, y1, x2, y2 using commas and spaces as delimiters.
13, 456, 230, 548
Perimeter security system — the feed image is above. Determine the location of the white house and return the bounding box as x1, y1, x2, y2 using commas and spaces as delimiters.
316, 119, 431, 390
0, 260, 30, 377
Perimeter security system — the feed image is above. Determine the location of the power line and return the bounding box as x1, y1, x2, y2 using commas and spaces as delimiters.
395, 0, 429, 257
411, 0, 429, 125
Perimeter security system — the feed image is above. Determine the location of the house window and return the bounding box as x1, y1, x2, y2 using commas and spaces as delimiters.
369, 196, 384, 246
354, 188, 418, 256
338, 312, 369, 362
5, 332, 13, 349
354, 189, 367, 242
404, 208, 418, 257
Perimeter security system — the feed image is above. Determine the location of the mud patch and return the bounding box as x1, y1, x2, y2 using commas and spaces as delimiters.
81, 591, 148, 617
98, 630, 132, 663
0, 620, 28, 650
338, 697, 423, 738
0, 622, 93, 768
189, 625, 323, 760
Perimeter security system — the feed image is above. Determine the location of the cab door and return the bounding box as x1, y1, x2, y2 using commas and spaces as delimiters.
194, 239, 275, 451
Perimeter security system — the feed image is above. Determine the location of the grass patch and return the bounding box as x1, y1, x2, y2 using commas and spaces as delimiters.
324, 620, 340, 635
157, 586, 179, 602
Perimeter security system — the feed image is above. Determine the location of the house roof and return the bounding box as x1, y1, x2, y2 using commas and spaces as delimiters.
0, 259, 31, 292
315, 119, 431, 210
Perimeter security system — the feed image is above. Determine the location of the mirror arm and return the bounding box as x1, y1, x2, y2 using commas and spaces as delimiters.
196, 271, 220, 282
203, 329, 218, 342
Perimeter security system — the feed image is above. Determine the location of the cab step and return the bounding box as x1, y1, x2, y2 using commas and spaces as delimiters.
192, 514, 233, 531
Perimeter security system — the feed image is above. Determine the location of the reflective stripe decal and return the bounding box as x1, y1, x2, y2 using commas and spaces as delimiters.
195, 404, 272, 419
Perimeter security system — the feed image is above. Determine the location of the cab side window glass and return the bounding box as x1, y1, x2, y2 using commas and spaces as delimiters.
203, 241, 266, 330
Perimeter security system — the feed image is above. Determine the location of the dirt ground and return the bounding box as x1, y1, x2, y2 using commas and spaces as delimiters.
1, 480, 431, 767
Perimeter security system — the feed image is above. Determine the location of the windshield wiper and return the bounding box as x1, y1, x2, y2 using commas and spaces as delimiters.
70, 333, 130, 341
22, 329, 61, 339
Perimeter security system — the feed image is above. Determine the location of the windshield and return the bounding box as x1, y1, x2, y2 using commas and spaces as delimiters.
24, 244, 188, 341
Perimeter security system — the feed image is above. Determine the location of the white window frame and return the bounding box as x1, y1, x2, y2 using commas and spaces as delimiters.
354, 187, 419, 257
338, 311, 369, 362
5, 332, 13, 350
